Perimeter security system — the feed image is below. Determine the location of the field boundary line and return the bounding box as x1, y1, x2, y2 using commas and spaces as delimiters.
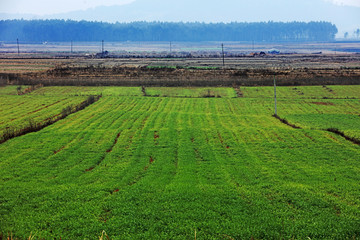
272, 114, 301, 129
16, 84, 43, 95
273, 115, 360, 146
326, 128, 360, 146
86, 131, 122, 172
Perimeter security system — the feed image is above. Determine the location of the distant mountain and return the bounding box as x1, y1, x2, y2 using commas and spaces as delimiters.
1, 0, 359, 35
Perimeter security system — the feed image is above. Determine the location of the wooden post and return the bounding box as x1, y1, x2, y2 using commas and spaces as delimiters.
17, 38, 20, 55
221, 43, 225, 67
274, 75, 277, 116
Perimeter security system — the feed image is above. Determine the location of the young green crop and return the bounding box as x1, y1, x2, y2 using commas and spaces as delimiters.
0, 85, 29, 95
31, 86, 142, 97
0, 86, 359, 239
241, 85, 360, 99
0, 95, 87, 136
145, 87, 237, 98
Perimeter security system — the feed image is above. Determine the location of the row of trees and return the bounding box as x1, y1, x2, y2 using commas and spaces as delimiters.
0, 20, 338, 42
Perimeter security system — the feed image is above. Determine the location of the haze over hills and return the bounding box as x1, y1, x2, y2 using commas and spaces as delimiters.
1, 0, 359, 37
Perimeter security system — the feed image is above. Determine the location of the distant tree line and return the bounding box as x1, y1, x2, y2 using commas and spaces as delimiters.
344, 28, 360, 39
0, 20, 338, 42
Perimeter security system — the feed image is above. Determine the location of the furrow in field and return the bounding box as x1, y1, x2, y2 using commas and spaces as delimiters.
25, 99, 65, 115
164, 103, 201, 189
85, 98, 167, 190
326, 128, 360, 145
74, 97, 145, 171
273, 114, 301, 129
73, 100, 154, 176
127, 100, 180, 190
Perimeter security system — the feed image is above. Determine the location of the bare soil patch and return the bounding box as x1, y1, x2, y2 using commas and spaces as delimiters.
1, 53, 360, 87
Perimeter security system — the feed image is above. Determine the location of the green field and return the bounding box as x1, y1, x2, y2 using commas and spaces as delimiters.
0, 85, 359, 239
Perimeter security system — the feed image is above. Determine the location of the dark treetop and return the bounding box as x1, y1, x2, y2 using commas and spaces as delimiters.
0, 20, 338, 42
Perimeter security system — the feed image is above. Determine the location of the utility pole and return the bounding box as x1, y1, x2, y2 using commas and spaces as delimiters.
170, 41, 172, 54
101, 40, 104, 54
274, 75, 277, 116
17, 38, 20, 55
221, 43, 225, 67
71, 41, 73, 53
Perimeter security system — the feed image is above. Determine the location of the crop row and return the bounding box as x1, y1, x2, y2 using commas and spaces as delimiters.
0, 94, 87, 134
29, 86, 237, 98
144, 87, 237, 98
30, 86, 143, 97
1, 96, 359, 239
241, 85, 360, 99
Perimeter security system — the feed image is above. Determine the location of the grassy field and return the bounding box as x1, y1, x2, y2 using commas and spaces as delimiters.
144, 87, 237, 98
0, 85, 359, 239
0, 87, 89, 142
242, 85, 360, 99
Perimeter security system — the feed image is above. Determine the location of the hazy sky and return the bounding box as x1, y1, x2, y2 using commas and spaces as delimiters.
327, 0, 360, 7
1, 0, 135, 15
1, 0, 359, 14
1, 0, 359, 36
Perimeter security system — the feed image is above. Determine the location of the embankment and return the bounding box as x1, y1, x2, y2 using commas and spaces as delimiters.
3, 66, 360, 87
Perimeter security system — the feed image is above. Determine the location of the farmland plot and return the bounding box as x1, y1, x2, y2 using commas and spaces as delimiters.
31, 86, 143, 97
277, 99, 360, 142
144, 87, 237, 98
244, 85, 360, 142
241, 85, 360, 99
0, 87, 359, 239
0, 86, 88, 140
